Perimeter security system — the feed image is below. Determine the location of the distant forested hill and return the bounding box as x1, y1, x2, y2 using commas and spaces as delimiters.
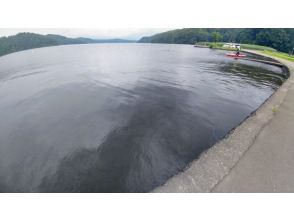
138, 28, 294, 53
0, 33, 135, 57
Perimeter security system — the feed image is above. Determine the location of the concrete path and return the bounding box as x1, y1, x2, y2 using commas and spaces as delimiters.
155, 50, 294, 193
213, 51, 294, 192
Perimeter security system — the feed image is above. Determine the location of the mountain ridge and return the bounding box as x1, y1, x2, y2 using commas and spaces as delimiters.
0, 32, 136, 57
138, 28, 294, 53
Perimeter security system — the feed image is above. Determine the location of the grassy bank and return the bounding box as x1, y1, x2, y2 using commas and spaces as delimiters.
262, 50, 294, 62
195, 41, 294, 63
196, 42, 277, 52
241, 44, 276, 51
195, 42, 294, 62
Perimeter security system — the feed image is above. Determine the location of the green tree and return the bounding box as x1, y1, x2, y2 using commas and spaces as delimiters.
138, 28, 294, 53
211, 31, 223, 43
0, 33, 135, 57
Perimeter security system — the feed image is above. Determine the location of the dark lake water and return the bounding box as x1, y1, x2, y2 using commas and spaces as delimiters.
0, 44, 287, 192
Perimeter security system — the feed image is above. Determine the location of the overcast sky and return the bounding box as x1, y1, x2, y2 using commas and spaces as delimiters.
0, 28, 173, 40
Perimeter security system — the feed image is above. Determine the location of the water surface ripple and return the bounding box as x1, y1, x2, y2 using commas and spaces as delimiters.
0, 44, 287, 192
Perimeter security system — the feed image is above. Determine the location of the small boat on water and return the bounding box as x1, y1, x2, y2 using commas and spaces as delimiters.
226, 53, 247, 58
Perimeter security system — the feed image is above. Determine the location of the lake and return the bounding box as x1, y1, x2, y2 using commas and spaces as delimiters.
0, 44, 287, 192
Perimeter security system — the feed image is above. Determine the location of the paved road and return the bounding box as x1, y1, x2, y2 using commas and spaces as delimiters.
213, 51, 294, 192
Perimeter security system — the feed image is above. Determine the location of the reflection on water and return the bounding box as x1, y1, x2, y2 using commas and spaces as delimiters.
219, 63, 285, 89
40, 85, 215, 192
0, 44, 288, 192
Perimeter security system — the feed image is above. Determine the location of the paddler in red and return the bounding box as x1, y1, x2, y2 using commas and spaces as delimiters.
235, 45, 240, 56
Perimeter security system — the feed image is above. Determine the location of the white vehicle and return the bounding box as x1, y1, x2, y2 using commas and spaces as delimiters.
223, 43, 241, 49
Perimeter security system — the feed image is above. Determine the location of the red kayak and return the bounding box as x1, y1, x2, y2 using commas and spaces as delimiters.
226, 53, 246, 58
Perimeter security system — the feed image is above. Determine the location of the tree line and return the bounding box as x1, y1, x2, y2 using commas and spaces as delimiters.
0, 33, 135, 57
138, 28, 294, 53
